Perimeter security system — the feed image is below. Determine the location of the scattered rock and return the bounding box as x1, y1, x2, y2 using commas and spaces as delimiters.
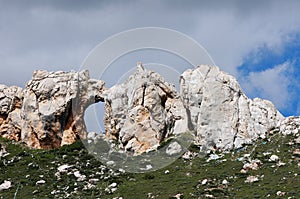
36, 180, 46, 185
295, 136, 300, 144
277, 161, 286, 167
201, 179, 208, 185
0, 144, 9, 157
83, 182, 95, 190
88, 178, 99, 184
276, 191, 286, 196
87, 131, 97, 140
106, 161, 115, 167
109, 182, 117, 188
0, 180, 12, 191
245, 175, 259, 183
206, 154, 221, 162
293, 148, 300, 156
57, 164, 73, 173
269, 155, 279, 162
166, 141, 182, 155
74, 171, 86, 181
222, 179, 229, 185
105, 182, 118, 193
174, 193, 183, 199
241, 159, 262, 173
182, 151, 197, 160
140, 164, 153, 171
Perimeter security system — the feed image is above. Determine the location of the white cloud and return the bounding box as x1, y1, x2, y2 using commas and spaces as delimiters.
190, 0, 300, 75
241, 61, 292, 110
0, 0, 300, 117
1, 1, 300, 80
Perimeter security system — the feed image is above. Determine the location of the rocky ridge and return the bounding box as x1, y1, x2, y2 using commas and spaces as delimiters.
0, 64, 298, 154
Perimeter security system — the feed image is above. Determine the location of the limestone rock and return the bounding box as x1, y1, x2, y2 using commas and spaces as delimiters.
103, 64, 189, 154
0, 84, 23, 141
20, 70, 105, 149
180, 65, 283, 151
0, 180, 12, 191
166, 141, 182, 156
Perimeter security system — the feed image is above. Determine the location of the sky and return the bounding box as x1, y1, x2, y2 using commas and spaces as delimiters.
0, 0, 300, 131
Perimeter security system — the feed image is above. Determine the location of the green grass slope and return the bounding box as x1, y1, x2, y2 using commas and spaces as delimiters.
0, 132, 299, 199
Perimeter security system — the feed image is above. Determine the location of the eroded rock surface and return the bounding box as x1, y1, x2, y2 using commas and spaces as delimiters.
180, 65, 283, 150
103, 64, 189, 154
21, 70, 105, 149
0, 85, 23, 141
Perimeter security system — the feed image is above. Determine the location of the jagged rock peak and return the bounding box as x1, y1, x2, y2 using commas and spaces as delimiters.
180, 65, 284, 151
103, 65, 189, 154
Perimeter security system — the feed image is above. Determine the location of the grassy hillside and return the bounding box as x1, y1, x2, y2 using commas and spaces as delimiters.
0, 131, 299, 199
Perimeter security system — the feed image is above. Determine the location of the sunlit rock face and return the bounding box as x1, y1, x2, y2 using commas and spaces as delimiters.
103, 65, 190, 154
180, 65, 283, 150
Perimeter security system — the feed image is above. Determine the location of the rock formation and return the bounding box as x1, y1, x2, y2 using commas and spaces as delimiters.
180, 65, 283, 150
0, 64, 293, 154
21, 70, 105, 149
103, 64, 189, 154
0, 70, 105, 149
0, 84, 23, 141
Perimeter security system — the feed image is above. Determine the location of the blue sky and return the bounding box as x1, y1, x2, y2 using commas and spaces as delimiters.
0, 0, 300, 131
238, 33, 300, 116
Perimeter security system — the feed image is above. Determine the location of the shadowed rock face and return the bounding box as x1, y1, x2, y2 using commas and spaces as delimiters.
103, 66, 189, 154
0, 85, 23, 141
0, 70, 105, 149
180, 65, 283, 150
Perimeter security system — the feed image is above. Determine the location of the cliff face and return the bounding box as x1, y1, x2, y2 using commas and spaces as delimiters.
180, 65, 283, 150
0, 64, 294, 154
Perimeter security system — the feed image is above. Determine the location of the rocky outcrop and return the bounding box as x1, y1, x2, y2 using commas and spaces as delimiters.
0, 70, 105, 149
103, 63, 189, 154
0, 85, 23, 141
20, 70, 105, 149
180, 65, 283, 150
